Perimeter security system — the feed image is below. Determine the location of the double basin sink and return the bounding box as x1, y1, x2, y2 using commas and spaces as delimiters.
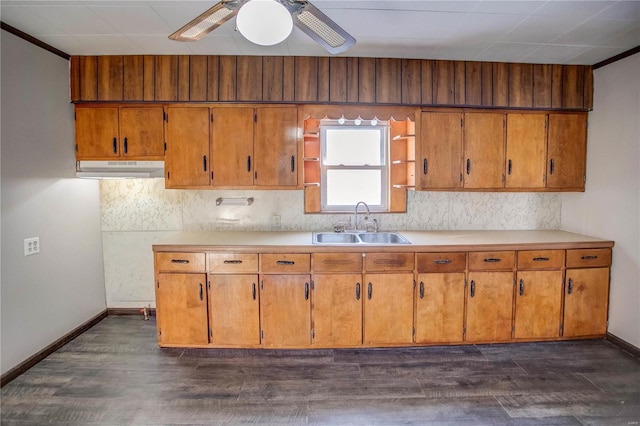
312, 231, 411, 245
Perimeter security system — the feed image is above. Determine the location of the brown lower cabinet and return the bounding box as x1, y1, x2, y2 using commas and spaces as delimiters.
156, 273, 209, 345
260, 274, 311, 347
153, 245, 612, 349
465, 272, 514, 342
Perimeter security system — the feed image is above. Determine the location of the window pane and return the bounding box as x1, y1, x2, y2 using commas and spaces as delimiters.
324, 128, 383, 166
326, 170, 382, 206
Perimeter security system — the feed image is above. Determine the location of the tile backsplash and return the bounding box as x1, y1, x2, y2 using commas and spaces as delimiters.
100, 178, 561, 307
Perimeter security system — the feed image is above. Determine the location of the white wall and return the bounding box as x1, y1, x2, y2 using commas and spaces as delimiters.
561, 53, 640, 348
100, 179, 561, 307
1, 31, 106, 375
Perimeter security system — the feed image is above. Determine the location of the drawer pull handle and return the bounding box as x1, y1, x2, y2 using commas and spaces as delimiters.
567, 278, 573, 294
533, 257, 550, 262
470, 280, 476, 297
276, 260, 295, 265
519, 279, 524, 296
355, 283, 360, 300
483, 258, 501, 263
199, 283, 203, 301
171, 259, 189, 264
373, 259, 406, 266
581, 255, 598, 260
434, 259, 452, 265
419, 281, 425, 299
368, 282, 372, 300
223, 260, 243, 264
252, 283, 256, 300
304, 282, 309, 300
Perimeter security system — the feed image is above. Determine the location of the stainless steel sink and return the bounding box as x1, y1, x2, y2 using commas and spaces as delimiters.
313, 232, 361, 244
358, 232, 411, 244
312, 232, 411, 245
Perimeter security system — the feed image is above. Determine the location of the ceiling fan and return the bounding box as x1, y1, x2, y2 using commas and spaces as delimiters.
169, 0, 356, 54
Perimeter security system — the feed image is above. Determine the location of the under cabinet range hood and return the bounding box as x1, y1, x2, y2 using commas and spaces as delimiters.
76, 161, 164, 179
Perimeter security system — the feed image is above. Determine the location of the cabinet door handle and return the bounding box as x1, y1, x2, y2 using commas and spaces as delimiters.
355, 283, 360, 300
199, 283, 203, 301
508, 159, 512, 175
567, 278, 573, 294
423, 158, 428, 175
470, 280, 475, 297
203, 155, 208, 172
290, 156, 295, 173
483, 258, 501, 263
434, 259, 452, 265
419, 281, 424, 299
466, 159, 471, 175
223, 260, 243, 264
112, 137, 117, 154
123, 137, 128, 154
171, 259, 189, 264
519, 279, 524, 296
247, 156, 251, 172
549, 158, 555, 174
276, 260, 295, 265
305, 282, 309, 300
533, 257, 550, 262
581, 255, 598, 260
368, 282, 372, 300
252, 283, 256, 300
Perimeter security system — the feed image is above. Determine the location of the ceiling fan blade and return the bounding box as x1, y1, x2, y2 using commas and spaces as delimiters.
169, 1, 245, 42
291, 1, 355, 54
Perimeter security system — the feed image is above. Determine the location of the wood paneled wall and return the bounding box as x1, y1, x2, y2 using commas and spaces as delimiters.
70, 55, 594, 110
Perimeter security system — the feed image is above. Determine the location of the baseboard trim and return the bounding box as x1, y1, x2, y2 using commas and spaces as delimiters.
0, 309, 108, 387
606, 332, 640, 358
107, 307, 156, 317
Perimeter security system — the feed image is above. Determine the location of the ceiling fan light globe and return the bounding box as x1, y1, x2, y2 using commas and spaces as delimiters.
237, 0, 293, 46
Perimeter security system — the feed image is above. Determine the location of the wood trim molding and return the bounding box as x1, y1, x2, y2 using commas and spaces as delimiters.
107, 307, 156, 317
0, 309, 107, 387
593, 45, 640, 70
606, 332, 640, 358
0, 21, 70, 60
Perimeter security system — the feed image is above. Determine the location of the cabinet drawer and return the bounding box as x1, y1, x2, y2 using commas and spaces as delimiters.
468, 251, 515, 271
517, 250, 565, 269
156, 252, 205, 272
365, 252, 414, 271
261, 254, 310, 273
417, 252, 466, 273
209, 253, 258, 273
313, 253, 363, 272
566, 249, 611, 268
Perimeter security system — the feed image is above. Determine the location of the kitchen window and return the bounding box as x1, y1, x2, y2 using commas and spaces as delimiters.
320, 120, 389, 212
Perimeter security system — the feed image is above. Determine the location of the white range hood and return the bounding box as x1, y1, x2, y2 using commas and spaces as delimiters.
76, 161, 164, 179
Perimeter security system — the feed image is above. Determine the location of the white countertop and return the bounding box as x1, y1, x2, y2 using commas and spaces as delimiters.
153, 230, 613, 252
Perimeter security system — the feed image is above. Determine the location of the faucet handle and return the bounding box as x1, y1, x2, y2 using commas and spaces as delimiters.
364, 219, 378, 233
333, 222, 346, 233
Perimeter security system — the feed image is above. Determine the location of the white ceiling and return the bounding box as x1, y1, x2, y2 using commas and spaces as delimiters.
1, 1, 638, 65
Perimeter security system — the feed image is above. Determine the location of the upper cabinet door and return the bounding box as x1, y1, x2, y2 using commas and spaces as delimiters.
210, 107, 255, 187
254, 107, 298, 187
505, 113, 547, 189
165, 107, 211, 188
547, 113, 587, 190
75, 107, 119, 159
419, 111, 463, 190
119, 107, 165, 158
464, 112, 506, 189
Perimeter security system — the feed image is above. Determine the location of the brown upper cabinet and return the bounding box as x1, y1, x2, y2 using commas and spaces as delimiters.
417, 110, 588, 192
165, 105, 298, 189
75, 106, 164, 160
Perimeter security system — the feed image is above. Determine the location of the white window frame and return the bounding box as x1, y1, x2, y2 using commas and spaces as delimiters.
319, 120, 390, 212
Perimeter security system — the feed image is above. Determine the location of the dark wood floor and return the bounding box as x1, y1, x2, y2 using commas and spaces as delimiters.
2, 316, 639, 425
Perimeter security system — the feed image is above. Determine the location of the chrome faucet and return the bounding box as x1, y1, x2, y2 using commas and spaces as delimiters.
354, 201, 370, 231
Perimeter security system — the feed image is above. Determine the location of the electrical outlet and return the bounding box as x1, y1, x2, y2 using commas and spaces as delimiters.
24, 237, 40, 256
271, 215, 281, 230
